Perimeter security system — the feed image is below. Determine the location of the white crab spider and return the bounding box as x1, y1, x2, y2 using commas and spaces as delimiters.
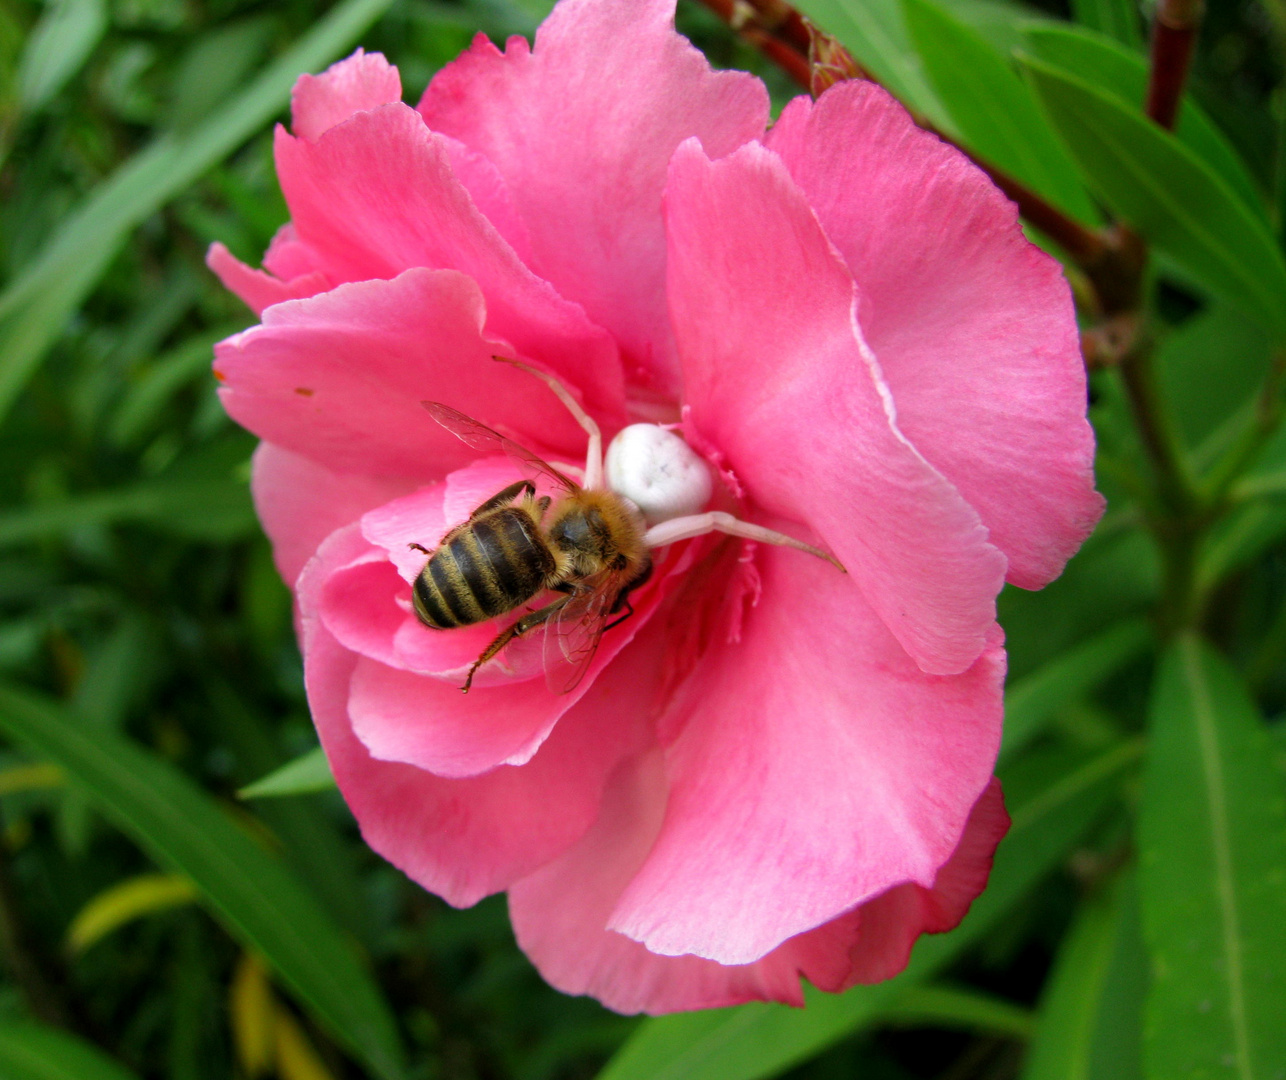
512, 360, 845, 571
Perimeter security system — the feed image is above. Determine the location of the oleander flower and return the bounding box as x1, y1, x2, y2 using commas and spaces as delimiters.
208, 0, 1103, 1013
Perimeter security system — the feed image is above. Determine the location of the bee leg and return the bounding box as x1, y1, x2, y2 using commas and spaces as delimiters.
408, 542, 431, 555
492, 357, 604, 490
468, 480, 536, 519
606, 560, 652, 619
604, 598, 634, 632
643, 512, 846, 573
460, 596, 571, 693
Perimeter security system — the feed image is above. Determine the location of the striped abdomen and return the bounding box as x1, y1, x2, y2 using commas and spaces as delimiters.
412, 507, 554, 629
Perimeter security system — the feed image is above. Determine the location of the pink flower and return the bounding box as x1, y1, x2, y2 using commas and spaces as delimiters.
209, 0, 1103, 1014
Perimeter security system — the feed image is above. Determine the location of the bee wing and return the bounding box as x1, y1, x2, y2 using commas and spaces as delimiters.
495, 576, 620, 694
540, 581, 617, 695
422, 401, 579, 491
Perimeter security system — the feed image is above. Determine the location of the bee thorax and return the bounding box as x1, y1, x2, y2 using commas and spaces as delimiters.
605, 424, 712, 526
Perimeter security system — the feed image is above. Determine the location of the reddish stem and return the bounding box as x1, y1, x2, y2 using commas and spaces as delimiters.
697, 0, 813, 87
1146, 0, 1204, 130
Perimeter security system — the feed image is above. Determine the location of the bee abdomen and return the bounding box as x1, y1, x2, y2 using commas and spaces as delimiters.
413, 508, 553, 629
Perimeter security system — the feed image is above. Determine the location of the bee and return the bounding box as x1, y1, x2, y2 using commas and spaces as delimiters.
413, 359, 844, 693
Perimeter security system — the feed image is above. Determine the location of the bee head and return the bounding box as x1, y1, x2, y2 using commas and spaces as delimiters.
549, 504, 613, 574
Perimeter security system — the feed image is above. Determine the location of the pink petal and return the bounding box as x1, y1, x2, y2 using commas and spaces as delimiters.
767, 84, 1103, 590
509, 763, 1008, 1012
317, 551, 409, 669
214, 269, 599, 481
345, 654, 557, 777
607, 543, 1005, 964
290, 48, 402, 142
206, 242, 328, 316
262, 223, 325, 282
666, 139, 1007, 676
250, 442, 412, 587
509, 752, 809, 1014
273, 104, 625, 421
299, 525, 657, 907
815, 776, 1009, 988
438, 135, 534, 267
417, 0, 768, 395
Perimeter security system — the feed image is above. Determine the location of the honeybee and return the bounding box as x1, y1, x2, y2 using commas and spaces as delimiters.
413, 359, 844, 693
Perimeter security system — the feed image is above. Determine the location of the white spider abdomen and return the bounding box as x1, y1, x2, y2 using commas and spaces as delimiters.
605, 424, 713, 526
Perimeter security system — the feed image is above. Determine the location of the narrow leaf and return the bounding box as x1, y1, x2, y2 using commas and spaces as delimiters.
879, 984, 1035, 1039
1069, 0, 1142, 49
231, 952, 277, 1078
239, 747, 336, 800
1138, 636, 1286, 1079
1018, 56, 1286, 341
16, 0, 107, 112
1001, 619, 1152, 761
901, 0, 1098, 222
0, 0, 394, 422
67, 873, 199, 953
597, 740, 1141, 1080
1198, 501, 1286, 602
1020, 24, 1266, 221
0, 762, 64, 795
0, 681, 405, 1080
1021, 871, 1146, 1080
275, 1009, 341, 1080
0, 1021, 140, 1080
0, 434, 256, 547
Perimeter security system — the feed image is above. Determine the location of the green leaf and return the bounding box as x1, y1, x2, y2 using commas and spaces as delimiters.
1020, 870, 1146, 1080
879, 984, 1034, 1039
0, 0, 395, 424
0, 1021, 140, 1080
792, 0, 953, 130
0, 681, 405, 1080
1196, 501, 1286, 612
109, 329, 236, 448
165, 17, 273, 132
239, 746, 336, 799
1068, 0, 1142, 49
1001, 618, 1152, 762
1138, 636, 1286, 1079
1018, 56, 1286, 342
16, 0, 107, 112
901, 0, 1097, 223
1020, 24, 1266, 222
0, 433, 256, 547
596, 739, 1141, 1080
935, 0, 1056, 55
1153, 304, 1276, 455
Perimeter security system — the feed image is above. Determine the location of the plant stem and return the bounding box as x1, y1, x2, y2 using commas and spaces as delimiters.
1118, 337, 1195, 518
1145, 0, 1204, 130
696, 0, 812, 86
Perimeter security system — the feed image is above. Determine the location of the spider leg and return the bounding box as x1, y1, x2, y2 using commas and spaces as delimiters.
493, 356, 603, 489
643, 511, 846, 573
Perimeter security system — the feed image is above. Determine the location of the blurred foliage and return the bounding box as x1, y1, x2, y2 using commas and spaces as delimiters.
0, 0, 1282, 1078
